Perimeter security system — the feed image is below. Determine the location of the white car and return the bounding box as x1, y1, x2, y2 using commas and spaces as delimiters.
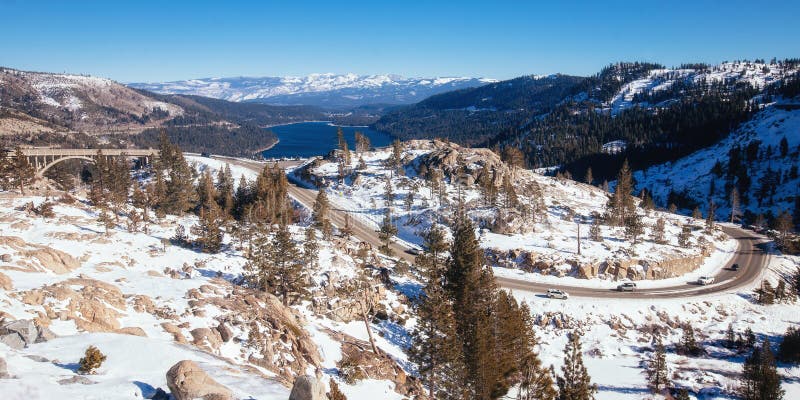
546, 289, 569, 300
617, 282, 637, 292
697, 276, 715, 285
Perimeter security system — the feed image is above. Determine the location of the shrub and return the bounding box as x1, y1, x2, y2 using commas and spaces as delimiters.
328, 379, 348, 400
78, 345, 106, 374
338, 352, 366, 384
779, 327, 800, 363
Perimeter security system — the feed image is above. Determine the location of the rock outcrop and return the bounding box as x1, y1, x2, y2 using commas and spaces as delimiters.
165, 360, 232, 400
288, 375, 327, 400
0, 236, 80, 274
0, 319, 55, 349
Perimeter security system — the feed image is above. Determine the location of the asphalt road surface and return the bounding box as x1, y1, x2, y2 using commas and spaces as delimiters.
214, 155, 771, 299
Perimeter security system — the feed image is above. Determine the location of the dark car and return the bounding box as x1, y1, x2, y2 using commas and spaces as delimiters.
201, 152, 211, 158
730, 263, 739, 271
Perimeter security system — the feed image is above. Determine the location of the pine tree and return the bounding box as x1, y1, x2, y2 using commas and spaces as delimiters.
675, 388, 691, 400
312, 189, 332, 239
97, 207, 115, 236
756, 280, 776, 305
624, 212, 644, 244
738, 339, 785, 400
303, 226, 319, 269
245, 223, 307, 305
445, 216, 501, 399
646, 334, 668, 392
191, 205, 224, 253
775, 280, 787, 303
378, 208, 397, 255
678, 225, 692, 247
556, 331, 597, 400
589, 218, 602, 242
216, 164, 235, 216
273, 223, 307, 305
706, 200, 716, 230
726, 323, 737, 349
584, 167, 593, 185
517, 344, 557, 400
416, 225, 449, 286
731, 188, 741, 223
775, 210, 793, 245
652, 218, 666, 244
778, 327, 800, 363
384, 175, 395, 206
409, 283, 466, 400
692, 206, 703, 219
10, 148, 35, 195
390, 139, 403, 176
679, 324, 704, 356
163, 148, 196, 214
607, 160, 635, 226
503, 173, 519, 208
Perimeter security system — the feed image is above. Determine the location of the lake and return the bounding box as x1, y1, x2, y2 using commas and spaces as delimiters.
260, 122, 392, 159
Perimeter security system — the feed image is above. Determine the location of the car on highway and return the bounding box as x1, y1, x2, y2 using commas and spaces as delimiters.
405, 248, 421, 256
730, 263, 740, 271
697, 276, 715, 285
546, 289, 569, 299
617, 282, 637, 292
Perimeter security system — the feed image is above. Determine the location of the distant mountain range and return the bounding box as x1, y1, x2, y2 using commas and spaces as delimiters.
128, 74, 496, 109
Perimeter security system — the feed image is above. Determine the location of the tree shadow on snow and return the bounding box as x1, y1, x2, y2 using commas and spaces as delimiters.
54, 361, 80, 373
132, 381, 156, 398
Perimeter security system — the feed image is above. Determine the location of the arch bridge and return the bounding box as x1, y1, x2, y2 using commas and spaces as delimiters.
17, 148, 159, 177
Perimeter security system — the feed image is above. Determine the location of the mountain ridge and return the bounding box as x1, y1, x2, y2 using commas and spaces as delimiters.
129, 73, 496, 109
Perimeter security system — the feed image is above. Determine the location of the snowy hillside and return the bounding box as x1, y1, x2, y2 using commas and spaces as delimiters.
294, 140, 733, 283
602, 61, 794, 114
0, 162, 423, 399
292, 141, 800, 399
0, 68, 182, 134
634, 104, 800, 221
129, 74, 496, 108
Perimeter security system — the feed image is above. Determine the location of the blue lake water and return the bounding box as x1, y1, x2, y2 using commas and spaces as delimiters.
261, 122, 392, 159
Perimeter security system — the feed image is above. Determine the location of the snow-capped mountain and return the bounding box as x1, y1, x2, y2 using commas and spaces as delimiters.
129, 73, 496, 109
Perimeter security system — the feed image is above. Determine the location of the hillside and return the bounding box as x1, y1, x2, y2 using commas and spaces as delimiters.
0, 68, 333, 156
374, 74, 584, 145
374, 60, 800, 182
0, 67, 182, 135
633, 103, 800, 226
129, 74, 495, 109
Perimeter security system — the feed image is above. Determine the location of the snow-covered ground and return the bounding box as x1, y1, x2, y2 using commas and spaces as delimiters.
635, 104, 800, 219
604, 61, 798, 115
299, 141, 731, 284
512, 248, 800, 399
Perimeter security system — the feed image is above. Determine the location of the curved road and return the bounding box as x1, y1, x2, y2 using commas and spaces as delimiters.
213, 156, 771, 299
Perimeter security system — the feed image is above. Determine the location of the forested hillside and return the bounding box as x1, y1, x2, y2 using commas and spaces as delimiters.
374, 60, 800, 183
374, 74, 583, 145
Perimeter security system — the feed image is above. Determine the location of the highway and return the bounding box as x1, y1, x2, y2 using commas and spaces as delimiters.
213, 155, 771, 299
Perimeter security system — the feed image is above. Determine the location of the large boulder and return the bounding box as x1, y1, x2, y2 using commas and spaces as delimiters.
165, 360, 232, 400
0, 332, 25, 350
288, 375, 326, 400
0, 319, 42, 349
3, 320, 38, 344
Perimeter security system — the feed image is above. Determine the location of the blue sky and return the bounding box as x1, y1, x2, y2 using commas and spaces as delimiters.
1, 0, 798, 82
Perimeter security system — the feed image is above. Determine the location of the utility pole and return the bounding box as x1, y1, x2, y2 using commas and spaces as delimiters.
576, 220, 582, 255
